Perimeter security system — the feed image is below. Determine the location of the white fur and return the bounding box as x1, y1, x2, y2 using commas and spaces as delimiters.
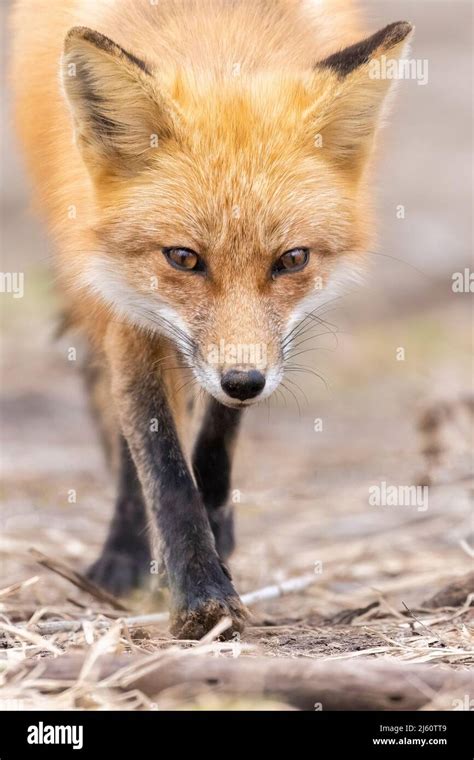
80, 255, 194, 357
283, 257, 365, 355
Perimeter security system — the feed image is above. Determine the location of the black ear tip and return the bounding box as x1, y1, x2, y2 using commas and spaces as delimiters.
63, 26, 150, 74
64, 26, 100, 50
317, 20, 414, 77
384, 20, 414, 44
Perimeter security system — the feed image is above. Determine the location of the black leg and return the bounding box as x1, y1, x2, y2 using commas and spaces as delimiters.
107, 329, 247, 639
192, 398, 243, 561
86, 437, 152, 595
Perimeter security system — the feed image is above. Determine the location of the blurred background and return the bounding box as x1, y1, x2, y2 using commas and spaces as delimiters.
0, 0, 472, 677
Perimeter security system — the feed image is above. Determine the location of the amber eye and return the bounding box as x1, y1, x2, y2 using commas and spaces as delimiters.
163, 247, 204, 273
273, 248, 310, 277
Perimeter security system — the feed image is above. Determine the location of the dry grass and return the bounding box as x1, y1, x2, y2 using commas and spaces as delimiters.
1, 537, 472, 710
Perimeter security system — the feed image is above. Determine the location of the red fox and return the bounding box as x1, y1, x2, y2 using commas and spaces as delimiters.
10, 0, 412, 638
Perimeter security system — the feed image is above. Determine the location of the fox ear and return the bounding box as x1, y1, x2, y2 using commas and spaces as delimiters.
62, 27, 180, 176
311, 21, 413, 174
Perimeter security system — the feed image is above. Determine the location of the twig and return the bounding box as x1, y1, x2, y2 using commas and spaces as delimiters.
34, 572, 320, 635
35, 613, 167, 635
196, 617, 232, 645
0, 621, 62, 655
242, 573, 317, 605
401, 601, 448, 647
459, 539, 474, 558
9, 652, 473, 711
0, 576, 39, 599
29, 548, 129, 612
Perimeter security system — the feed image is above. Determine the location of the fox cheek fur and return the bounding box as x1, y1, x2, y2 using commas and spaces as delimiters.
11, 0, 412, 638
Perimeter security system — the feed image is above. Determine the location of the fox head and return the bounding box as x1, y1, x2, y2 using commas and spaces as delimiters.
63, 21, 412, 407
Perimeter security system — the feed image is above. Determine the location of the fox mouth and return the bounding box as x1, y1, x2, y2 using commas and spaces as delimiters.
201, 385, 269, 409
218, 397, 259, 409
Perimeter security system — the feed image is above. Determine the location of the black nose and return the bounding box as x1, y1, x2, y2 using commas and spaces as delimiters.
220, 368, 266, 401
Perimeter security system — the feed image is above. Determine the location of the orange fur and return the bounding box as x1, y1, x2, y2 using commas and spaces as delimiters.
10, 0, 412, 405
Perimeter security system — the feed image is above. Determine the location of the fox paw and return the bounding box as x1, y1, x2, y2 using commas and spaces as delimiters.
86, 550, 151, 597
170, 595, 248, 640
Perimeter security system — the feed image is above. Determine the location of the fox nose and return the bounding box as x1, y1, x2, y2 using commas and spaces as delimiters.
220, 368, 266, 401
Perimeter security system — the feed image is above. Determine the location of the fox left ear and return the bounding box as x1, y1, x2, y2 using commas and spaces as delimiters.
62, 27, 183, 177
311, 21, 413, 174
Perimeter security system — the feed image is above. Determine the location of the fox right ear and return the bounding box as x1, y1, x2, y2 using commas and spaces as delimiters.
62, 27, 181, 176
310, 21, 413, 175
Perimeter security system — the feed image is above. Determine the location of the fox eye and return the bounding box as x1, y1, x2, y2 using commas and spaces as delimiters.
273, 248, 310, 277
163, 247, 204, 272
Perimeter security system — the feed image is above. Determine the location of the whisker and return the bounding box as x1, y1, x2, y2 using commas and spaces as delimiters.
281, 381, 301, 416
285, 365, 329, 392
287, 329, 340, 354
284, 375, 309, 406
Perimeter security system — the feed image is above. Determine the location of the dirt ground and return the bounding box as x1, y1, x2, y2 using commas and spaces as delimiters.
0, 286, 472, 709
0, 0, 473, 710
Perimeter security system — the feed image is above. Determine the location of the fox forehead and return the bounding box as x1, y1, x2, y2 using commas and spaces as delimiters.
98, 96, 357, 258
162, 73, 348, 201
91, 71, 367, 258
99, 161, 355, 261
